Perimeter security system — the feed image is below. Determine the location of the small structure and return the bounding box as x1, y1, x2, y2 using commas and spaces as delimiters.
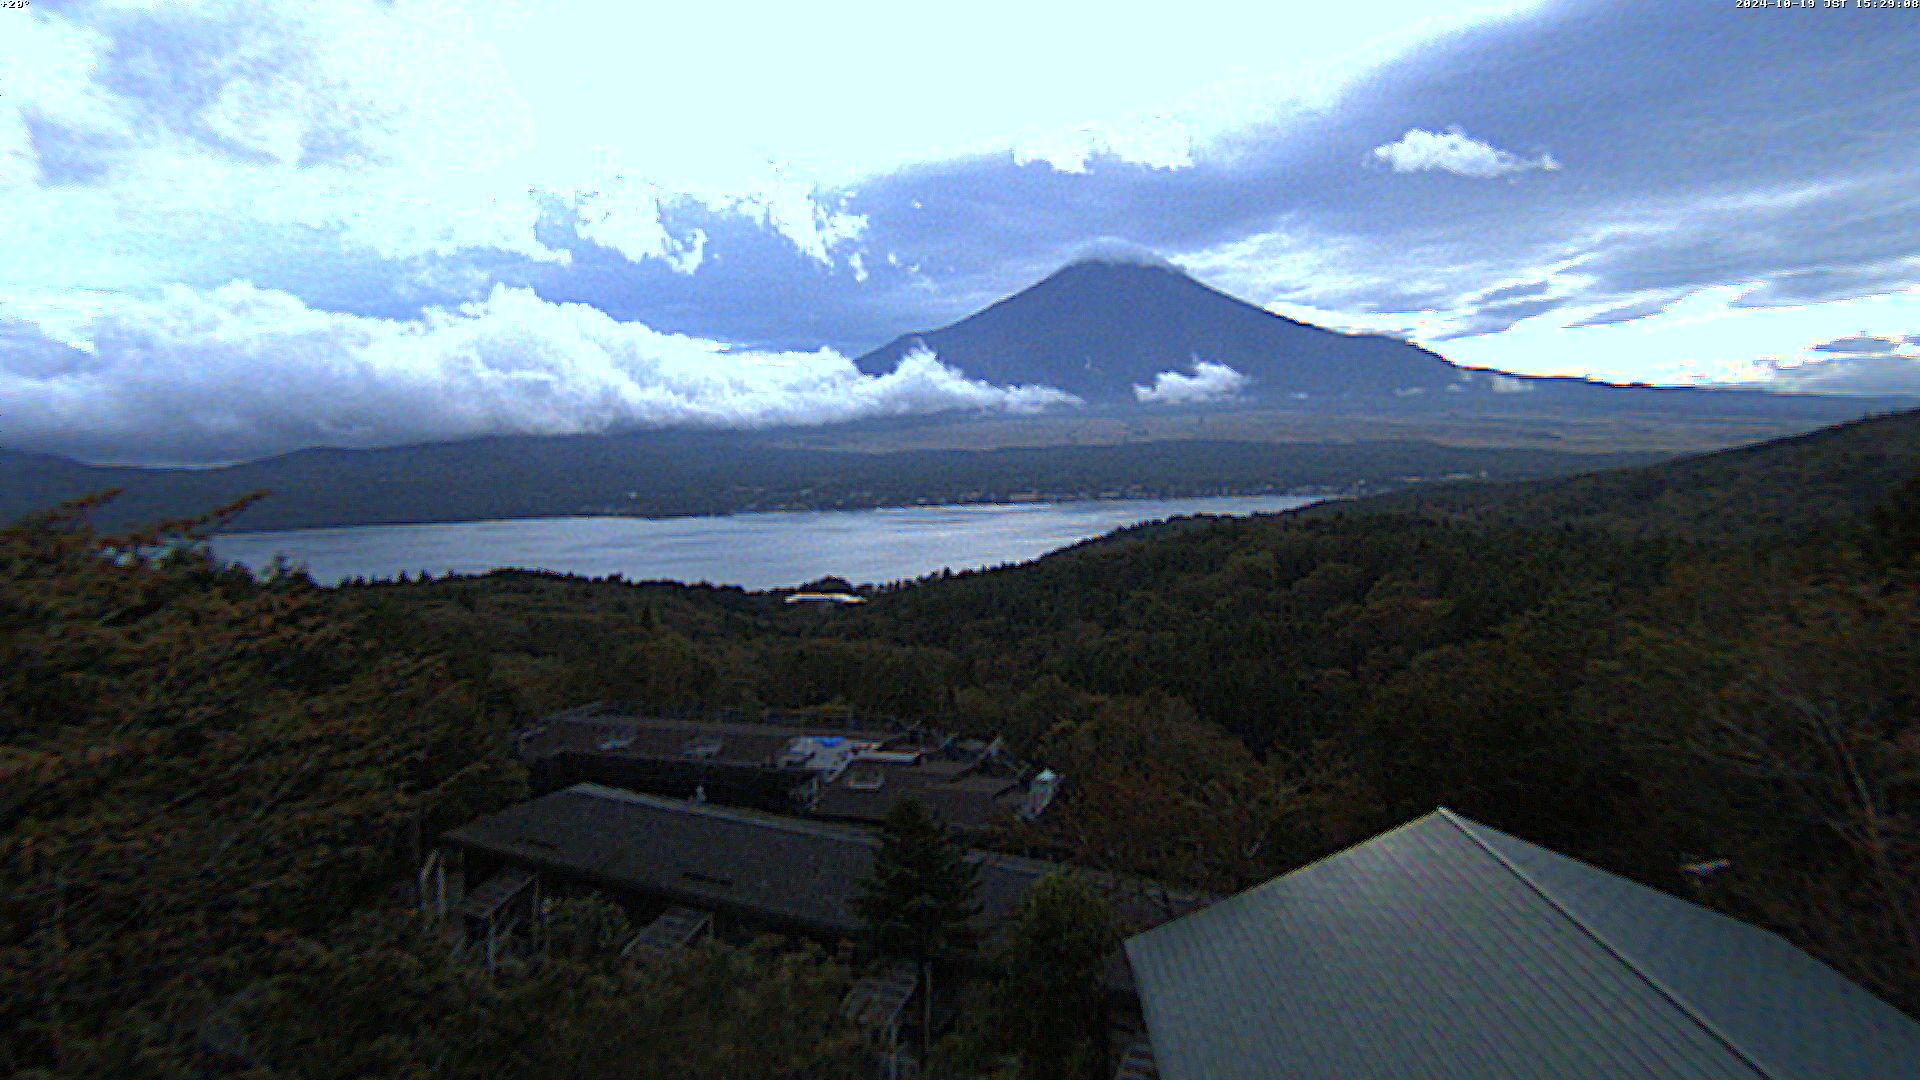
1112, 1037, 1159, 1080
620, 905, 713, 966
450, 865, 539, 973
786, 576, 864, 605
843, 962, 919, 1078
1124, 808, 1920, 1080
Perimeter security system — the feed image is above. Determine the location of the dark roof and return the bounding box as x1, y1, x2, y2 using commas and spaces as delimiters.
811, 766, 1027, 830
519, 709, 1036, 830
518, 713, 827, 767
444, 783, 1203, 942
1124, 808, 1920, 1080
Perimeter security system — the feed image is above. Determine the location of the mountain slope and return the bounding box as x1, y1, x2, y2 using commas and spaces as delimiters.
856, 260, 1465, 403
1312, 406, 1920, 540
855, 260, 1904, 424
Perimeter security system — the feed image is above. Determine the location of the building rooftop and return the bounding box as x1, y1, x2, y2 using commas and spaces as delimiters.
517, 711, 841, 768
516, 706, 1054, 830
810, 763, 1031, 830
444, 783, 1204, 945
1123, 808, 1920, 1080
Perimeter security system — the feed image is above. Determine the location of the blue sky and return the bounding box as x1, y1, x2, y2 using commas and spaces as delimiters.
3, 0, 1919, 463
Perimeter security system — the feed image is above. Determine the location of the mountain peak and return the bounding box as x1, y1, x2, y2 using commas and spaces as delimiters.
856, 256, 1461, 402
1053, 239, 1186, 276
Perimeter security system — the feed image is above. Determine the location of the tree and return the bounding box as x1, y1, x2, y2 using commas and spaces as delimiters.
544, 895, 632, 962
1868, 472, 1920, 571
991, 873, 1117, 1080
1582, 568, 1920, 1008
244, 919, 868, 1080
853, 797, 981, 1058
0, 497, 520, 1075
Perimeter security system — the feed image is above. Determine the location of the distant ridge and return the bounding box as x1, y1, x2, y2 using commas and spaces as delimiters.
1314, 405, 1920, 540
0, 435, 1659, 534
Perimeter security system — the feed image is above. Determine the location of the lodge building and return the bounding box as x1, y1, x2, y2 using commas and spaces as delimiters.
423, 713, 1920, 1080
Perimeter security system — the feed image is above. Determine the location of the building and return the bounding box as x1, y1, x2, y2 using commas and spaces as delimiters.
431, 782, 1202, 1076
1122, 808, 1920, 1080
433, 782, 1207, 990
784, 592, 868, 605
515, 705, 1059, 832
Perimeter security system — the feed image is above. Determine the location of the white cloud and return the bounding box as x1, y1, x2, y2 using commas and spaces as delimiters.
0, 284, 1078, 465
0, 105, 39, 190
1744, 354, 1920, 396
1066, 238, 1181, 270
1014, 116, 1194, 174
1133, 359, 1249, 405
719, 172, 870, 266
1369, 128, 1559, 179
0, 2, 570, 270
1710, 333, 1920, 396
1487, 373, 1533, 394
0, 2, 871, 285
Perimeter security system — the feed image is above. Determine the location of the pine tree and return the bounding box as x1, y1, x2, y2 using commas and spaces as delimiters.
853, 797, 981, 1058
992, 873, 1117, 1080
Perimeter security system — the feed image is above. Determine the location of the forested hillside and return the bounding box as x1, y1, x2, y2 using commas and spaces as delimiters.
0, 500, 868, 1079
0, 435, 1658, 533
5, 409, 1918, 1078
345, 408, 1920, 1014
1315, 406, 1920, 539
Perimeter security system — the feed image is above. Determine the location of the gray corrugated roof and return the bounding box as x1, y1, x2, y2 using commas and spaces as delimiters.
1123, 809, 1920, 1080
1465, 819, 1920, 1080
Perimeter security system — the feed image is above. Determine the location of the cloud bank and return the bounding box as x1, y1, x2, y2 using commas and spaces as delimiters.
0, 286, 1077, 465
0, 1, 866, 287
1738, 332, 1920, 396
1133, 360, 1249, 405
1368, 128, 1560, 179
1013, 116, 1195, 174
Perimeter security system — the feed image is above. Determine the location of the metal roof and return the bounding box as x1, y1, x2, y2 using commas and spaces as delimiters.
1123, 809, 1920, 1080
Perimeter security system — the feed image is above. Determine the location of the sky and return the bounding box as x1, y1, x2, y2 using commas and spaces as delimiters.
3, 0, 1919, 464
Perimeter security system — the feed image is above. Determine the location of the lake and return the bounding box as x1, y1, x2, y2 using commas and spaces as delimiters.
209, 494, 1323, 589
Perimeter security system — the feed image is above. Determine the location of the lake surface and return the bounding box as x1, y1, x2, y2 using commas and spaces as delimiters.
209, 494, 1322, 589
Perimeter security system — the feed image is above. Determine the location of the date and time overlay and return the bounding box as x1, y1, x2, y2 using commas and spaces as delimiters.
1737, 0, 1918, 9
